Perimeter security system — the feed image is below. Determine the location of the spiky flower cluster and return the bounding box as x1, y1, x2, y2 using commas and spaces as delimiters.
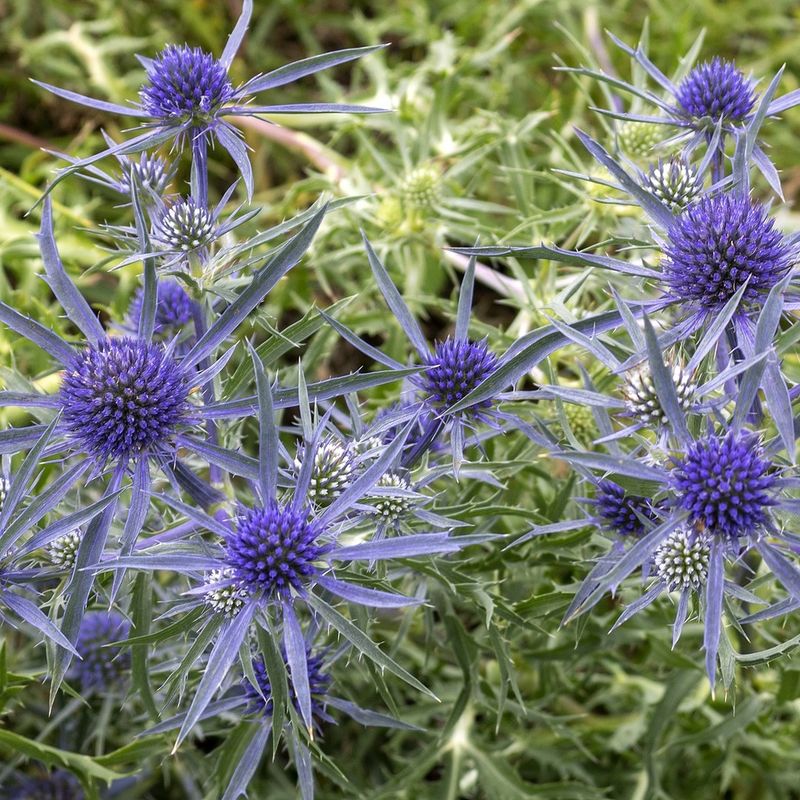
654, 529, 710, 590
662, 194, 792, 311
128, 280, 194, 335
243, 651, 331, 722
204, 568, 249, 617
121, 153, 172, 195
296, 438, 355, 504
48, 531, 81, 569
423, 338, 498, 411
646, 159, 701, 210
618, 120, 662, 158
563, 403, 596, 444
69, 612, 131, 693
60, 338, 190, 462
594, 481, 659, 538
675, 58, 756, 124
671, 432, 776, 539
225, 501, 326, 597
371, 472, 413, 522
140, 45, 235, 122
400, 165, 441, 210
157, 198, 215, 252
622, 363, 695, 425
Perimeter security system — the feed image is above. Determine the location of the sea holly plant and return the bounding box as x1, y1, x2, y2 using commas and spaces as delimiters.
93, 361, 481, 791
33, 0, 387, 201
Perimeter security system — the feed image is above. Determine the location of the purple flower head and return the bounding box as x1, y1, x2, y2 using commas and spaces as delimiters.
671, 432, 776, 539
594, 481, 659, 537
155, 197, 215, 253
675, 58, 756, 125
243, 650, 331, 723
662, 194, 792, 312
128, 280, 194, 336
69, 611, 130, 693
422, 337, 498, 412
60, 337, 190, 462
225, 501, 327, 598
140, 44, 236, 124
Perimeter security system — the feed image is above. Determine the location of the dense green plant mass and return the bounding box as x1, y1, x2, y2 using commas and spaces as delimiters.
1, 2, 800, 800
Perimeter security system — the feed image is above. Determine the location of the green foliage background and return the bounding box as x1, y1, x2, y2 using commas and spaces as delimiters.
2, 1, 800, 798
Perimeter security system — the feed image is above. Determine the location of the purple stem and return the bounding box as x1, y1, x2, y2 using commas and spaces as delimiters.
191, 302, 223, 485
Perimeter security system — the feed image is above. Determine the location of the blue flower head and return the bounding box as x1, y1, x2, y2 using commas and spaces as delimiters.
225, 501, 328, 598
60, 337, 191, 463
662, 194, 792, 314
675, 58, 756, 125
128, 279, 194, 336
140, 45, 236, 124
243, 650, 331, 724
69, 611, 130, 693
594, 481, 659, 538
671, 432, 776, 539
423, 338, 498, 411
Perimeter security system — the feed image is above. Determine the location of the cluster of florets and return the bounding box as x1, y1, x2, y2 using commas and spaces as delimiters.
59, 337, 190, 462
204, 567, 250, 617
128, 280, 194, 335
121, 153, 172, 196
157, 198, 215, 252
69, 612, 131, 693
48, 531, 82, 569
563, 403, 596, 444
622, 363, 695, 425
654, 529, 710, 591
617, 120, 662, 158
400, 165, 442, 210
671, 432, 776, 539
371, 472, 413, 522
646, 159, 701, 210
295, 438, 356, 504
140, 44, 235, 122
423, 338, 498, 411
675, 58, 756, 124
594, 481, 660, 538
662, 194, 792, 311
243, 650, 332, 723
225, 501, 326, 597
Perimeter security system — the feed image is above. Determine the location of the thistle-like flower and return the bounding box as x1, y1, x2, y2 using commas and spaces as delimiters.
423, 338, 498, 412
155, 198, 216, 253
622, 363, 695, 425
120, 152, 173, 196
618, 120, 662, 158
370, 472, 413, 523
204, 567, 249, 617
35, 0, 385, 199
654, 529, 710, 591
225, 501, 327, 598
60, 337, 191, 463
243, 649, 332, 724
48, 531, 82, 569
645, 159, 701, 210
675, 58, 756, 126
128, 280, 194, 337
671, 432, 776, 539
295, 437, 355, 505
662, 194, 792, 315
593, 481, 660, 538
400, 165, 442, 210
69, 611, 131, 693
